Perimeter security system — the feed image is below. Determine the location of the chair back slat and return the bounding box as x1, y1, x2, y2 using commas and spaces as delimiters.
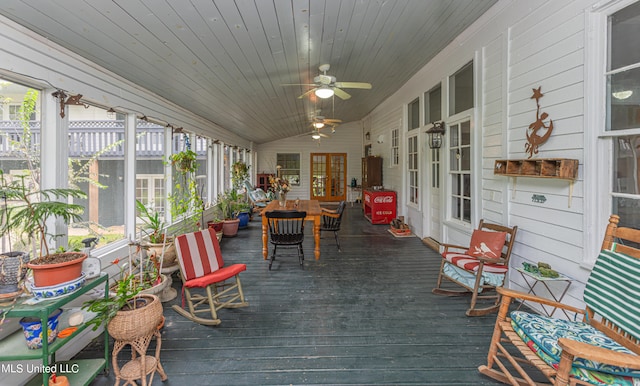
175, 228, 224, 281
265, 210, 306, 245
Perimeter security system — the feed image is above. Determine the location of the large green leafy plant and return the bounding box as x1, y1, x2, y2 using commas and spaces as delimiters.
0, 171, 86, 258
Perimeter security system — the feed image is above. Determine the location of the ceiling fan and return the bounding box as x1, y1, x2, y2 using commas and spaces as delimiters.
283, 64, 372, 100
311, 115, 342, 131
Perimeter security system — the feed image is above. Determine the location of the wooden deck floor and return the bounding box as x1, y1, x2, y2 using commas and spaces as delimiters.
83, 206, 504, 385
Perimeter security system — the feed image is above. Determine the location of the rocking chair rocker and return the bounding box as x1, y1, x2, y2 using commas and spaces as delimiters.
172, 228, 248, 325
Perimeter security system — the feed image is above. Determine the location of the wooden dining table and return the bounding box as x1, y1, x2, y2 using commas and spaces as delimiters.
261, 199, 323, 260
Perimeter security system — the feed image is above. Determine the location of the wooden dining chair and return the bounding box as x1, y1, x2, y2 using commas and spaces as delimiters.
320, 201, 346, 251
265, 210, 307, 270
172, 228, 248, 325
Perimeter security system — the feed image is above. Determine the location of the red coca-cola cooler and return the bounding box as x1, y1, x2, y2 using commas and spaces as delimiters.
363, 189, 396, 224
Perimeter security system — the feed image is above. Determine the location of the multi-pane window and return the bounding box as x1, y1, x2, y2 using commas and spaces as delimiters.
607, 2, 640, 229
391, 128, 399, 166
449, 120, 471, 223
431, 148, 440, 188
276, 153, 300, 185
425, 85, 442, 124
408, 97, 420, 130
408, 134, 419, 205
449, 62, 474, 115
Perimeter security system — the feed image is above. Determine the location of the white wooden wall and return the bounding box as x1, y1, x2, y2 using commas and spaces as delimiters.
255, 121, 363, 200
360, 0, 603, 310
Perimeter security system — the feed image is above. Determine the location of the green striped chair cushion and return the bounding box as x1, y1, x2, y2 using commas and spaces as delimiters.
583, 249, 640, 341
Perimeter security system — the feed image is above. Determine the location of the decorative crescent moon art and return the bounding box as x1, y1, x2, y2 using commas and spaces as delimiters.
525, 86, 553, 159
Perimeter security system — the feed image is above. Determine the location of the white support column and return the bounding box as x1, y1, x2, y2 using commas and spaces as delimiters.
218, 142, 226, 193
164, 125, 174, 224
40, 89, 69, 250
124, 113, 137, 241
206, 139, 215, 204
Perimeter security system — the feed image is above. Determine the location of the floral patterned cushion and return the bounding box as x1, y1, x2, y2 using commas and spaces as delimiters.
511, 311, 640, 385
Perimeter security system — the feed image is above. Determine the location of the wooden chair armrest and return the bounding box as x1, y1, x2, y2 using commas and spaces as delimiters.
558, 338, 640, 369
322, 208, 338, 214
322, 212, 340, 219
496, 287, 585, 316
441, 243, 468, 253
476, 256, 506, 264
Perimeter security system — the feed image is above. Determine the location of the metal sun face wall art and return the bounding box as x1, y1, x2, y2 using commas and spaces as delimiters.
525, 86, 553, 159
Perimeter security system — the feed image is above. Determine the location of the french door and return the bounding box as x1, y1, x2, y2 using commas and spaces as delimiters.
310, 153, 346, 202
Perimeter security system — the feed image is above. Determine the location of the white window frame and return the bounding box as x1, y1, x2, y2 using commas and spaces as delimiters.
586, 0, 640, 266
446, 114, 473, 225
391, 128, 400, 167
407, 132, 419, 207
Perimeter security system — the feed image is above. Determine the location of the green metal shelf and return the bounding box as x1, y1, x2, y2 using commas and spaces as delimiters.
0, 273, 109, 386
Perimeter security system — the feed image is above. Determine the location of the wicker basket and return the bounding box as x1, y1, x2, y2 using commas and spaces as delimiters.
107, 294, 163, 341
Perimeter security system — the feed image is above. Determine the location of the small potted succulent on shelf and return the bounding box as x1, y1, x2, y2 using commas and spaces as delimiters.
0, 171, 87, 288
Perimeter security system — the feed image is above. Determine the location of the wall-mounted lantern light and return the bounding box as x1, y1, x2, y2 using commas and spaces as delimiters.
425, 121, 445, 149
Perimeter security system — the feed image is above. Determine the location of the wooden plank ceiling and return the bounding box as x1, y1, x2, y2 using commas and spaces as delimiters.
0, 0, 497, 144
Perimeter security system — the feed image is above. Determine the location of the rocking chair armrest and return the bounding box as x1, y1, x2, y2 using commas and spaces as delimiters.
441, 243, 468, 253
476, 256, 507, 264
322, 208, 338, 214
496, 287, 585, 315
558, 338, 640, 369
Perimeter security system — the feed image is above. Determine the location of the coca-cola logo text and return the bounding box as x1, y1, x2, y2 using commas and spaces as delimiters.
373, 196, 394, 203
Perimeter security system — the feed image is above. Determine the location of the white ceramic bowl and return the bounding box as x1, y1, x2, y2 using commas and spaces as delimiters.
28, 272, 86, 300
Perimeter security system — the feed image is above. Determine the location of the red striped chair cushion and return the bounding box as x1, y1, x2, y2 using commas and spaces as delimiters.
443, 252, 508, 274
175, 228, 227, 281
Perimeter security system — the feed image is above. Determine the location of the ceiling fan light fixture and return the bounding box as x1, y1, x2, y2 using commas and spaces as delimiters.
313, 121, 325, 129
311, 133, 321, 140
315, 85, 334, 99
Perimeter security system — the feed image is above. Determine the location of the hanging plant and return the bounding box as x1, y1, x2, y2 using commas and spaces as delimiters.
169, 149, 198, 173
231, 161, 250, 190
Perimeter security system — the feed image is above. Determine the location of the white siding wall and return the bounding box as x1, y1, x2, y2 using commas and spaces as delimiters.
255, 121, 363, 200
361, 0, 600, 309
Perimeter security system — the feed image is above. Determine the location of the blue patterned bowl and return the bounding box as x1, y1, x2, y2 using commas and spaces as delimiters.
19, 308, 63, 349
29, 273, 86, 300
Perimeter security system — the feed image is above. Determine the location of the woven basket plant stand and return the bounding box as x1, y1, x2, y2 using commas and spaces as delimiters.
112, 329, 167, 386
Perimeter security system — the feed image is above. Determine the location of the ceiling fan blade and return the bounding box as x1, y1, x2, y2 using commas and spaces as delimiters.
298, 88, 318, 99
334, 81, 372, 89
323, 118, 342, 123
333, 87, 351, 100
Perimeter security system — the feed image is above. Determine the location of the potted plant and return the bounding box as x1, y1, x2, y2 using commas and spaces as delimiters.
169, 149, 198, 173
82, 269, 163, 341
231, 161, 250, 191
168, 141, 203, 234
0, 172, 87, 288
217, 190, 241, 237
136, 200, 177, 268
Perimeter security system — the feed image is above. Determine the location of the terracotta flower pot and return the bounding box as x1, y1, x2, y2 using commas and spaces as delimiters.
222, 218, 240, 237
27, 252, 87, 288
207, 220, 224, 232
